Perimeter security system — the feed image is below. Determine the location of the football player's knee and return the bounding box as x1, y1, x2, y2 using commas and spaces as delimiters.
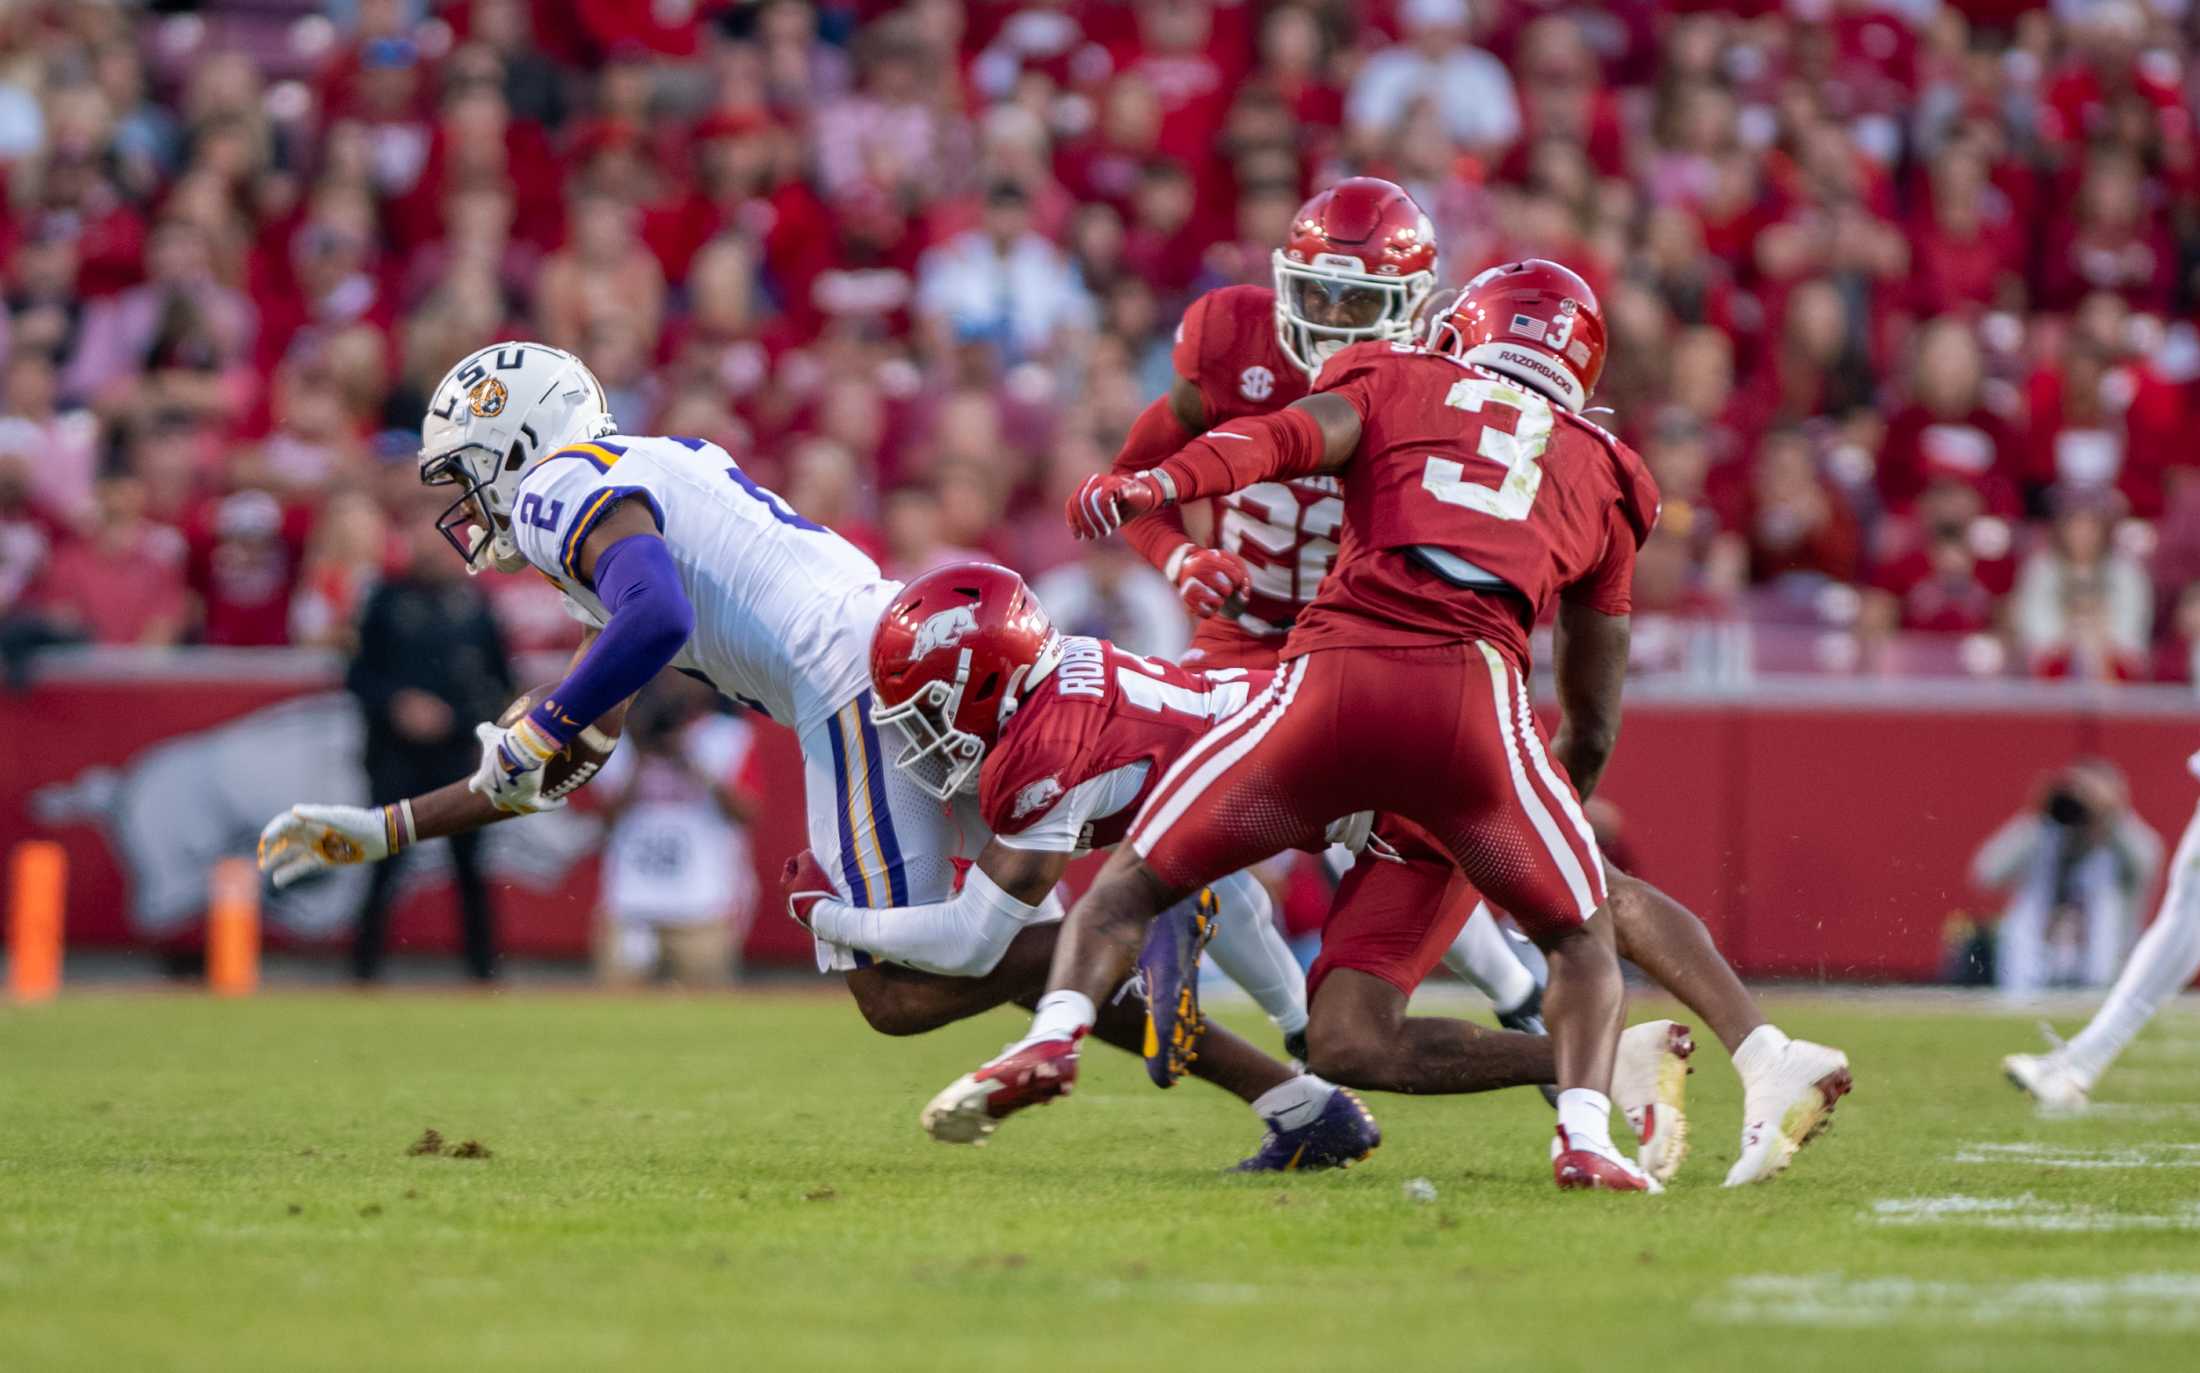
1301, 1009, 1393, 1089
846, 974, 942, 1037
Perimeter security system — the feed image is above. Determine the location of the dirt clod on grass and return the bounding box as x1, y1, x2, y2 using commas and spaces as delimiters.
451, 1140, 492, 1160
804, 1185, 836, 1202
406, 1129, 446, 1156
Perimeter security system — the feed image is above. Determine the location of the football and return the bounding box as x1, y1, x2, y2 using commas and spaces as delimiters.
495, 682, 627, 801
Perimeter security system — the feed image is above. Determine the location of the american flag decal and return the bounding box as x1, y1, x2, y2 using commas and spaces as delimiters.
1510, 313, 1542, 338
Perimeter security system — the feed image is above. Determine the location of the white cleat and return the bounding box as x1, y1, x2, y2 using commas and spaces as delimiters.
1613, 1019, 1695, 1184
1723, 1038, 1852, 1187
2003, 1052, 2090, 1115
920, 1073, 1000, 1145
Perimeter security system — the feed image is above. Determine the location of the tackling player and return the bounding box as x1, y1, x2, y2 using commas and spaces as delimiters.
945, 261, 1851, 1190
254, 342, 1335, 1168
800, 561, 1694, 1172
1108, 175, 1550, 1038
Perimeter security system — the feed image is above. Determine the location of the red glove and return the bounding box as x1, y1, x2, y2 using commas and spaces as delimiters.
1066, 472, 1168, 540
1170, 546, 1250, 619
781, 849, 836, 931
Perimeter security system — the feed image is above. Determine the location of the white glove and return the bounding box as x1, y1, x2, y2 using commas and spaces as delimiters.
468, 719, 566, 814
1325, 810, 1376, 854
258, 803, 399, 888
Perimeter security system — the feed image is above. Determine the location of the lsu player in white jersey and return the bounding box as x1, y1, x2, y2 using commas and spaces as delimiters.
256, 342, 1344, 1165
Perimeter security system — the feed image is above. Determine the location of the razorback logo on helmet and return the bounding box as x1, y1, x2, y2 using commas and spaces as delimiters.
1011, 776, 1064, 820
468, 377, 509, 417
910, 604, 981, 660
1239, 365, 1275, 401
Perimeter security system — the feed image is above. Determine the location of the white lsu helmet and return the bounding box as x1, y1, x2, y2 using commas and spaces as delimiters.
418, 342, 615, 572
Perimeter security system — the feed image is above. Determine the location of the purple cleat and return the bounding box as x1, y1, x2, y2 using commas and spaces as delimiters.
1137, 887, 1219, 1088
1234, 1087, 1382, 1173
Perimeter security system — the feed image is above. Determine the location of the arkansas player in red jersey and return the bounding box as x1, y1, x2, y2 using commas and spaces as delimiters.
1107, 178, 1553, 1040
955, 261, 1696, 1191
1109, 175, 1438, 667
787, 563, 1380, 1170
823, 563, 1691, 1170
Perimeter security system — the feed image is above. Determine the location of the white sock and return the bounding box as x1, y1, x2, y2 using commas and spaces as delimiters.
1028, 990, 1096, 1043
1251, 1074, 1335, 1131
1201, 873, 1309, 1035
2065, 811, 2200, 1084
1555, 1087, 1616, 1153
1732, 1024, 1791, 1082
1442, 903, 1537, 1014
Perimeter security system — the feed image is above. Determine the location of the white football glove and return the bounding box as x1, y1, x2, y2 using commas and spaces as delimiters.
468, 719, 566, 814
258, 803, 399, 888
1324, 809, 1376, 854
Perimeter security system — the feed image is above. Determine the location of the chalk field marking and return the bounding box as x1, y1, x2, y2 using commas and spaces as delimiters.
2095, 1066, 2200, 1087
2118, 1038, 2200, 1060
1868, 1194, 2200, 1233
1700, 1273, 2200, 1331
1089, 1280, 1264, 1305
1952, 1142, 2200, 1169
2070, 1103, 2200, 1122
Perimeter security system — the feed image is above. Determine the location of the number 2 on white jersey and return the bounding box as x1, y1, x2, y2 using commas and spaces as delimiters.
1422, 376, 1553, 522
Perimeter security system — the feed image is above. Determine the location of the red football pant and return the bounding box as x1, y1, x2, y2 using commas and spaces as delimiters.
1130, 642, 1606, 943
1180, 617, 1287, 671
1308, 816, 1475, 1001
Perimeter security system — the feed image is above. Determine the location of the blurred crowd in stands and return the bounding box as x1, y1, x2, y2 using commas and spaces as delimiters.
3, 0, 2200, 683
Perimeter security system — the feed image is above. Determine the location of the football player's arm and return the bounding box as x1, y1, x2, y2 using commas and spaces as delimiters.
1549, 601, 1630, 800
1113, 378, 1250, 616
259, 619, 623, 885
1067, 393, 1360, 539
471, 500, 691, 812
794, 839, 1064, 979
1112, 378, 1204, 565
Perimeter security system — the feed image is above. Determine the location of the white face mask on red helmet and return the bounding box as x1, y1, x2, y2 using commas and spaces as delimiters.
1271, 177, 1439, 379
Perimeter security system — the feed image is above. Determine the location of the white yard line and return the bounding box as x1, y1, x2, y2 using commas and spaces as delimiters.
2117, 1039, 2200, 1059
1952, 1142, 2200, 1168
2067, 1103, 2200, 1122
1700, 1273, 2200, 1331
1868, 1194, 2200, 1232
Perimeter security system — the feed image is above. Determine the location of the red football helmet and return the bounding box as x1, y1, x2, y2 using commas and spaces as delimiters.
1272, 176, 1439, 379
870, 562, 1058, 801
1425, 259, 1607, 412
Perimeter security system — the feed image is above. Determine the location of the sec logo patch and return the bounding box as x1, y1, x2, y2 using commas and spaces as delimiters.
1238, 365, 1275, 401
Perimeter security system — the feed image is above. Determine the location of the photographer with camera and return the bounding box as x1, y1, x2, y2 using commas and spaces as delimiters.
1971, 760, 2162, 994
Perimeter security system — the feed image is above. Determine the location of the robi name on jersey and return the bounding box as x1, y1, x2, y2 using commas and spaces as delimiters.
1054, 636, 1107, 698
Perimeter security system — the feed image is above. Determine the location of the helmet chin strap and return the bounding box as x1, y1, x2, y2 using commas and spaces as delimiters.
1000, 633, 1064, 726
465, 524, 530, 576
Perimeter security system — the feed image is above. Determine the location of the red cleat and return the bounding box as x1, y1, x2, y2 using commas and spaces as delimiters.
1552, 1126, 1661, 1193
921, 1037, 1082, 1145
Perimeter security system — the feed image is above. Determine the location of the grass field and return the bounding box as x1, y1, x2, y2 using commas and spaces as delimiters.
4, 988, 2197, 1371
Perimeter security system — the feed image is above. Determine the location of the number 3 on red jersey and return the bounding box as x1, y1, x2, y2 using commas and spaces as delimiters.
1421, 377, 1554, 522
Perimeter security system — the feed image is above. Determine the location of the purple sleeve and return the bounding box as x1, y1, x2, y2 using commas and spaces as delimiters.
524, 533, 694, 747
